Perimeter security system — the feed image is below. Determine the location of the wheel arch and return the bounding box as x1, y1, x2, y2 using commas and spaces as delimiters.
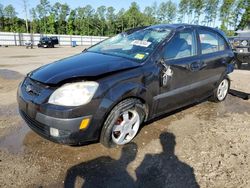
96, 82, 152, 141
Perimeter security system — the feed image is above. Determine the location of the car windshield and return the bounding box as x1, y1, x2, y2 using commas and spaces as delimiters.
87, 28, 172, 61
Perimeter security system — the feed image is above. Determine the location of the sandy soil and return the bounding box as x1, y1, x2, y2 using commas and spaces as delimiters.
0, 46, 249, 188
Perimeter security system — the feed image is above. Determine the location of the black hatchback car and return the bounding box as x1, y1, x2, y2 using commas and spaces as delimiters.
18, 24, 234, 147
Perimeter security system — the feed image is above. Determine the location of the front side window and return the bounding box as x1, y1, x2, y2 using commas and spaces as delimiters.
164, 29, 197, 60
198, 29, 227, 54
88, 28, 172, 62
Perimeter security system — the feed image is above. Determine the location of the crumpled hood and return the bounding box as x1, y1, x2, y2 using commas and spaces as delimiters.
29, 51, 140, 85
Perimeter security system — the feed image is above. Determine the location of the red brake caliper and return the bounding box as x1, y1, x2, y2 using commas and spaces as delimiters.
113, 116, 123, 138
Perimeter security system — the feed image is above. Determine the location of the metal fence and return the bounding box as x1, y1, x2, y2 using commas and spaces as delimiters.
0, 32, 108, 46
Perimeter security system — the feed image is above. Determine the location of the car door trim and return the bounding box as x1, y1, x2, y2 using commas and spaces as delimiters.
153, 74, 220, 100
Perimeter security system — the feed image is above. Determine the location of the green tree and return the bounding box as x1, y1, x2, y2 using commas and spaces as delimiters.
30, 8, 39, 33
84, 5, 94, 35
47, 14, 55, 33
96, 6, 106, 35
220, 0, 235, 30
237, 0, 250, 29
187, 0, 195, 23
124, 2, 144, 29
116, 8, 125, 33
158, 1, 177, 23
0, 0, 245, 36
233, 0, 247, 30
75, 7, 84, 35
179, 0, 194, 23
193, 0, 204, 24
0, 4, 4, 31
22, 0, 29, 33
67, 10, 76, 35
178, 0, 189, 22
106, 6, 116, 35
52, 3, 69, 34
3, 5, 17, 32
13, 17, 26, 32
204, 0, 219, 26
143, 6, 157, 25
151, 1, 159, 20
36, 0, 51, 33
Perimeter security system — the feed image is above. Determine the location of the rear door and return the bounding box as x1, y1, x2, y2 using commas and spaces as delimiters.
196, 28, 232, 94
155, 28, 203, 114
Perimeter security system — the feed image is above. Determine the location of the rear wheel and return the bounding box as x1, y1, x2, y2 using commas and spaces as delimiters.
100, 98, 146, 148
211, 78, 230, 102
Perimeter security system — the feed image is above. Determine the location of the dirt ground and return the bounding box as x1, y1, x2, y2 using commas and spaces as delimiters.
0, 46, 249, 188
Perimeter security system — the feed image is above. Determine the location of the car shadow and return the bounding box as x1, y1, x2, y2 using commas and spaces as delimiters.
64, 132, 199, 188
229, 89, 250, 100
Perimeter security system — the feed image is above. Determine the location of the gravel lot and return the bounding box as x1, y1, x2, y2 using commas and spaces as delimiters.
0, 46, 249, 188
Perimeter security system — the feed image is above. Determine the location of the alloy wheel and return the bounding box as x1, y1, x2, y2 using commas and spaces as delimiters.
111, 109, 140, 145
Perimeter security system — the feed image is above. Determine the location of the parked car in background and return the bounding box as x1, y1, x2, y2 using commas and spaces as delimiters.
37, 36, 59, 48
228, 30, 250, 68
18, 24, 234, 148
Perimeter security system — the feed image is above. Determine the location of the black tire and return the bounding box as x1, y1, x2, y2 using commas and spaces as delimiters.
235, 60, 242, 69
234, 58, 242, 69
100, 98, 146, 148
210, 77, 230, 103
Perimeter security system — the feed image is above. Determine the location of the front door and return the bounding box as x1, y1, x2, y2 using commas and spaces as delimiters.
155, 28, 202, 114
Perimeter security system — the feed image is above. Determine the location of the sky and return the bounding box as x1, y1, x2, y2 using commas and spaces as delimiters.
1, 0, 180, 19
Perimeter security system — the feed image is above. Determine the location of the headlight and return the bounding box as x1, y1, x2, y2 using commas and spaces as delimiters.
233, 40, 240, 47
241, 40, 248, 46
48, 81, 99, 106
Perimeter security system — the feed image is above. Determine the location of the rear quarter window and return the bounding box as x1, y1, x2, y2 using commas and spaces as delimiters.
198, 29, 228, 54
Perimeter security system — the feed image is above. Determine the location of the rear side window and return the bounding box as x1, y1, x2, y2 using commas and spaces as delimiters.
164, 29, 197, 60
198, 29, 227, 54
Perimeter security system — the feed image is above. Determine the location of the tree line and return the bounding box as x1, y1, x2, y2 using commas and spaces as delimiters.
0, 0, 249, 36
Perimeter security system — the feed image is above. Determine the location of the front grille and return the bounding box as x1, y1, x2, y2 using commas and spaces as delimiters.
20, 110, 50, 137
23, 78, 45, 96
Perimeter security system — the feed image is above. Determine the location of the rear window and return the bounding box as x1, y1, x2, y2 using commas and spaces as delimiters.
198, 29, 227, 54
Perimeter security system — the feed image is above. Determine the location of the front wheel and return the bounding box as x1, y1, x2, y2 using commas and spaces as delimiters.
211, 78, 230, 102
100, 98, 146, 148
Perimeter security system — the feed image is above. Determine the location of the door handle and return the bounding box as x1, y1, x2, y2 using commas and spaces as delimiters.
190, 61, 206, 71
190, 62, 201, 71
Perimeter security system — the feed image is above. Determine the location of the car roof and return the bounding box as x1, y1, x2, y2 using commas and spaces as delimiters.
139, 24, 227, 38
146, 23, 220, 32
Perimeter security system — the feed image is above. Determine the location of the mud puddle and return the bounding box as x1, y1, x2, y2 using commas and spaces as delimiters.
192, 95, 250, 121
0, 122, 30, 154
0, 63, 31, 68
0, 69, 24, 80
7, 55, 35, 58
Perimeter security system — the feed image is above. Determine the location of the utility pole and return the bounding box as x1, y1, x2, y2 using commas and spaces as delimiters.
23, 0, 29, 33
